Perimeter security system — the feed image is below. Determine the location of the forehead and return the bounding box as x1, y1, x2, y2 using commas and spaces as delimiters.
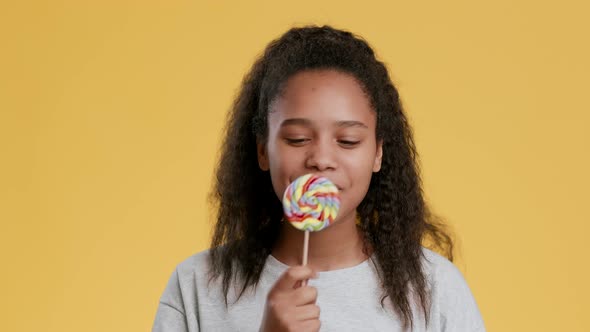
269, 70, 375, 126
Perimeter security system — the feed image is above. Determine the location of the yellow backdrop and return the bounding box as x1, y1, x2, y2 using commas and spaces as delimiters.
1, 1, 588, 331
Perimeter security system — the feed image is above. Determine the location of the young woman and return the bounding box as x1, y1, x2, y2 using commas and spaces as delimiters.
152, 25, 485, 332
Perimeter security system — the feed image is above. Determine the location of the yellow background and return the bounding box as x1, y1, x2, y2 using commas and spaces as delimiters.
1, 1, 588, 331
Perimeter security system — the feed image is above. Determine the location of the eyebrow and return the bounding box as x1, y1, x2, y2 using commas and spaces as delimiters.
280, 118, 368, 129
335, 120, 368, 129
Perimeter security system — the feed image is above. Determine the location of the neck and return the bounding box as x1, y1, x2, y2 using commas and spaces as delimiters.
271, 213, 370, 271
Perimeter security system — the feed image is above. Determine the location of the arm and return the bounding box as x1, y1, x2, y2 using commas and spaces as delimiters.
152, 268, 193, 332
152, 301, 189, 332
437, 262, 486, 331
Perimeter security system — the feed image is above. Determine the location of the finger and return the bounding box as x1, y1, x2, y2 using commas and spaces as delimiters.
271, 266, 317, 293
298, 319, 321, 331
292, 286, 318, 306
295, 304, 320, 321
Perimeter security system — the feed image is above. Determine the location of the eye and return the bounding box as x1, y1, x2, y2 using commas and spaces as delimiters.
338, 139, 360, 148
285, 138, 310, 146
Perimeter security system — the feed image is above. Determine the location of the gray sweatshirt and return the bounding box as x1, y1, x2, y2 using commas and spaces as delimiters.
152, 247, 485, 331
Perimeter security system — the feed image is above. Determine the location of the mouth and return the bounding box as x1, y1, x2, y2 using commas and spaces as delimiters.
288, 174, 343, 192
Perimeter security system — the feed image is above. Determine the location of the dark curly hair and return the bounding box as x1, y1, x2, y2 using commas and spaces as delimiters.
209, 25, 454, 330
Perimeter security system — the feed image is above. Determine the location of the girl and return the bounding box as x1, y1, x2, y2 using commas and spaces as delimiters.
152, 25, 485, 332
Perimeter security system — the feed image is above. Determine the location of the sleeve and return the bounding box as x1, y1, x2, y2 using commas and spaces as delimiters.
152, 267, 192, 332
436, 261, 486, 332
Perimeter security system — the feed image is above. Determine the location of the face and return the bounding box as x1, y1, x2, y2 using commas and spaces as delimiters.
257, 69, 383, 226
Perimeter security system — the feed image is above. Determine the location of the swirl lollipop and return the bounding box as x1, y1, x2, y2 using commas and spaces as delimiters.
282, 174, 340, 270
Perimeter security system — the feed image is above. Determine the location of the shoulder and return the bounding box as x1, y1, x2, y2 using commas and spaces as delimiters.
157, 249, 212, 309
164, 249, 212, 289
420, 247, 465, 284
153, 250, 218, 331
175, 249, 212, 278
420, 247, 486, 330
420, 246, 474, 298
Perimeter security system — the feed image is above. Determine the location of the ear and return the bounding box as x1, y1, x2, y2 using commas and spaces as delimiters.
257, 140, 270, 171
373, 140, 383, 172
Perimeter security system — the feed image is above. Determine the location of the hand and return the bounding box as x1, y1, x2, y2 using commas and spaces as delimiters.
259, 266, 321, 332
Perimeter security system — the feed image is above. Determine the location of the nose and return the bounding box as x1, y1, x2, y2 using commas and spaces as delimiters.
305, 138, 337, 171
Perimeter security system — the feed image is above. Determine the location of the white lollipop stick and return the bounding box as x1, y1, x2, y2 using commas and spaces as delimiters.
301, 230, 309, 287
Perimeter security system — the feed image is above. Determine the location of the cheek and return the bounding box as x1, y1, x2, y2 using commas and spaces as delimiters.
343, 147, 378, 177
267, 144, 302, 199
341, 150, 377, 201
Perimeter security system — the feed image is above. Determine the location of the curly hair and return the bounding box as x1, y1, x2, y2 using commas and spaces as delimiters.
209, 25, 454, 330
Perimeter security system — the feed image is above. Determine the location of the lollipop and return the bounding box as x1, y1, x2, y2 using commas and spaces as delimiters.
282, 174, 340, 269
282, 174, 340, 231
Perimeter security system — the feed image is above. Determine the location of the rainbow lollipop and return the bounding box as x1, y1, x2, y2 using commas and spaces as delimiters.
282, 174, 340, 231
282, 174, 340, 269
